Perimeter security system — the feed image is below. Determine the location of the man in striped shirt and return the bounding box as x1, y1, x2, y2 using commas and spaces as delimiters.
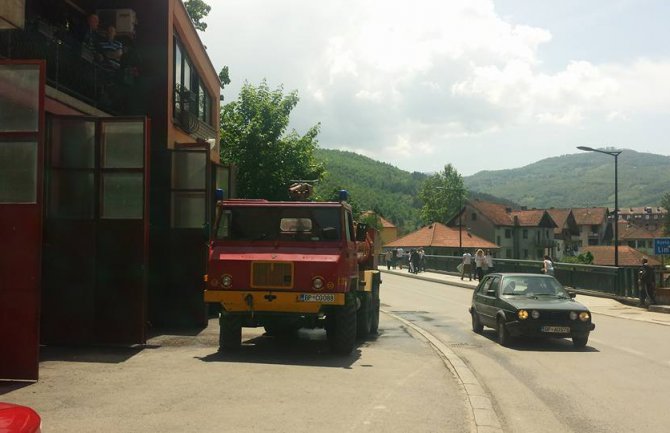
98, 25, 124, 70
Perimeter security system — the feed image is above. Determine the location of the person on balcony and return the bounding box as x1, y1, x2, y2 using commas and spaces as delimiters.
98, 25, 124, 70
78, 14, 102, 60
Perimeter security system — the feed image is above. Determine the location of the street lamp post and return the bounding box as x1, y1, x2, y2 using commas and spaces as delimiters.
577, 146, 622, 267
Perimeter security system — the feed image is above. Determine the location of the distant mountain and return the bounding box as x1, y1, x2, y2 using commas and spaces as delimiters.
463, 149, 670, 208
314, 149, 517, 233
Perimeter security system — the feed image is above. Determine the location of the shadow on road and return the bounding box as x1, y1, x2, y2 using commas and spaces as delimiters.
480, 330, 600, 353
196, 329, 382, 368
38, 345, 146, 364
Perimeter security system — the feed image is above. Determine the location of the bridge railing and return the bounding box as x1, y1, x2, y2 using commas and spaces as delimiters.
420, 255, 640, 298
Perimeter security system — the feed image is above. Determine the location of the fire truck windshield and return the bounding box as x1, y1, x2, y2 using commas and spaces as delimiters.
215, 206, 343, 242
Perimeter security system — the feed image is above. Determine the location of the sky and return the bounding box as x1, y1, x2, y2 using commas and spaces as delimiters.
198, 0, 670, 176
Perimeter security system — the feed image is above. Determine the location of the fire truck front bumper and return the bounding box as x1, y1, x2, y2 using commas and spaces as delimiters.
204, 290, 346, 313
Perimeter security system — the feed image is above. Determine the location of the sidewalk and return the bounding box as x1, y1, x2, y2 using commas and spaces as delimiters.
380, 268, 670, 326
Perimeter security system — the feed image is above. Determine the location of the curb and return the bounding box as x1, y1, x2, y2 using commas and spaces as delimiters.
383, 309, 504, 433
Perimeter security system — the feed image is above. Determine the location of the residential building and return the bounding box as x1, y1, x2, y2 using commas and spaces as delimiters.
616, 206, 667, 231
582, 245, 662, 268
618, 221, 665, 257
1, 0, 231, 380
571, 207, 611, 249
546, 208, 580, 259
384, 222, 499, 256
361, 211, 398, 245
448, 200, 557, 260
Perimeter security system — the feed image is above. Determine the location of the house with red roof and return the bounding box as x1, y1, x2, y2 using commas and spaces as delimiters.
582, 245, 662, 267
618, 221, 666, 257
361, 211, 398, 245
383, 222, 498, 256
447, 199, 557, 260
571, 207, 611, 249
546, 208, 580, 260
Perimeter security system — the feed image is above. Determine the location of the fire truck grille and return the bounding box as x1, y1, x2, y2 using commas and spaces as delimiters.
251, 262, 293, 289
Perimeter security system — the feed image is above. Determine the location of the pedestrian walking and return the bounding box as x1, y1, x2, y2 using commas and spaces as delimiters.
385, 250, 392, 270
542, 255, 554, 276
474, 249, 485, 281
638, 257, 657, 307
485, 250, 494, 274
461, 251, 472, 281
396, 247, 404, 270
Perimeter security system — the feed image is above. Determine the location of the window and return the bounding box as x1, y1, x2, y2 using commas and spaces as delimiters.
497, 235, 501, 245
523, 249, 528, 259
591, 225, 599, 233
522, 229, 528, 239
505, 229, 512, 239
173, 36, 214, 126
506, 248, 512, 258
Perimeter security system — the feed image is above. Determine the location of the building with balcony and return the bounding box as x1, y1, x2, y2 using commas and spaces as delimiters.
571, 207, 611, 249
1, 0, 232, 381
447, 200, 557, 260
616, 206, 667, 232
546, 208, 580, 260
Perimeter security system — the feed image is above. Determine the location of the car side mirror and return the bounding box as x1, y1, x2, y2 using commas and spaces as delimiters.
486, 289, 496, 297
565, 288, 577, 298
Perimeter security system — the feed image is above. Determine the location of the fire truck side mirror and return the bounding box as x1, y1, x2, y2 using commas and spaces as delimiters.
355, 223, 368, 242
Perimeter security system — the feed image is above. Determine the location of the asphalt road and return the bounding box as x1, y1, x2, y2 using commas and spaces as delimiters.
381, 272, 670, 433
1, 305, 469, 432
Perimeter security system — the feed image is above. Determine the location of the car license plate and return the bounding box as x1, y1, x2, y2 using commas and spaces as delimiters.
541, 326, 570, 333
298, 293, 336, 303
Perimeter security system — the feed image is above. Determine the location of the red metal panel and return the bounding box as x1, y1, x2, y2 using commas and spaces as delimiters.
0, 60, 44, 381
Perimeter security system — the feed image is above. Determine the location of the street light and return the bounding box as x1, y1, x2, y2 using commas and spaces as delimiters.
437, 187, 465, 254
576, 146, 623, 267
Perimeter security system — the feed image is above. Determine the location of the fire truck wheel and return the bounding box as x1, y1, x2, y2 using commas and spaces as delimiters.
219, 314, 242, 351
370, 286, 380, 335
327, 301, 357, 355
356, 292, 373, 339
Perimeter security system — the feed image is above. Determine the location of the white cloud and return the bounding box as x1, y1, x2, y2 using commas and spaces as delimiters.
202, 0, 670, 175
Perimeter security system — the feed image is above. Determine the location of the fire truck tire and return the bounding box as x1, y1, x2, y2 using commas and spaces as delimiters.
356, 292, 372, 339
327, 301, 357, 355
370, 285, 380, 335
219, 314, 242, 350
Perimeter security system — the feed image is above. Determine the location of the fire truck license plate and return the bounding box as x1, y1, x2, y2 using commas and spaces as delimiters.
298, 294, 336, 303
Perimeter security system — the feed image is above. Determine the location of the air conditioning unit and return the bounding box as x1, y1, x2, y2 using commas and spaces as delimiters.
96, 9, 137, 35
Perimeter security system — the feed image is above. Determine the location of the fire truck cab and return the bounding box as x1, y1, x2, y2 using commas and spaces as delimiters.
204, 190, 381, 354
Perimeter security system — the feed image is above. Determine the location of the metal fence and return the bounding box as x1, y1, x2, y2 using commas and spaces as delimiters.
417, 254, 642, 298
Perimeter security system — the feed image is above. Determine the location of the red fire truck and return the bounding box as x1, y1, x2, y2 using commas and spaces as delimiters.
204, 186, 381, 354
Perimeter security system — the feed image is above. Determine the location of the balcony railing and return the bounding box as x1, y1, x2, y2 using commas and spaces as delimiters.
0, 22, 135, 114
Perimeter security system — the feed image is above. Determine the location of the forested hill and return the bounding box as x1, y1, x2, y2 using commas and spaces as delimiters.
313, 148, 517, 232
463, 149, 670, 208
314, 149, 426, 231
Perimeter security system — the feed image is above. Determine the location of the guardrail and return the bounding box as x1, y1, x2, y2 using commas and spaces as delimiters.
394, 254, 643, 299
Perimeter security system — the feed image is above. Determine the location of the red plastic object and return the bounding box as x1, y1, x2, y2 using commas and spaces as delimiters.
0, 403, 42, 433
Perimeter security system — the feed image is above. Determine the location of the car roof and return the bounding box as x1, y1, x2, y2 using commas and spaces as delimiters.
487, 273, 556, 278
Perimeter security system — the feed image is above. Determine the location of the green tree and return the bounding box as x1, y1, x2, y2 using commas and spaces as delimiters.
220, 80, 325, 200
218, 66, 231, 89
183, 0, 211, 31
418, 164, 466, 225
560, 252, 594, 264
662, 192, 670, 235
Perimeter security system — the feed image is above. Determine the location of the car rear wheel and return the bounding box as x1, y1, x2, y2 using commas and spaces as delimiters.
497, 318, 511, 347
471, 310, 483, 334
573, 334, 589, 348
